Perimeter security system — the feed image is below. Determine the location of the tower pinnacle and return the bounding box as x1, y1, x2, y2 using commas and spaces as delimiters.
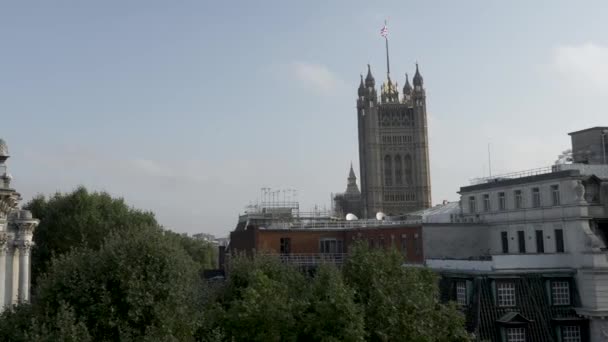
365, 64, 375, 88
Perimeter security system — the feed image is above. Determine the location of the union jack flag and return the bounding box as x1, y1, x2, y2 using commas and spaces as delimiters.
380, 24, 388, 38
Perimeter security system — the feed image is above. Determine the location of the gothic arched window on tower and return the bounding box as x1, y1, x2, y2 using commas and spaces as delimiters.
395, 155, 403, 185
405, 154, 413, 186
384, 155, 392, 186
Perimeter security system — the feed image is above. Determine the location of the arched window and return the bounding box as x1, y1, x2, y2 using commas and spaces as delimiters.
384, 155, 392, 186
405, 154, 413, 185
395, 155, 403, 185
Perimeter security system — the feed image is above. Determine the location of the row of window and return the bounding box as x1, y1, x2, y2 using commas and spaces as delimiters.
384, 154, 413, 186
468, 185, 560, 213
383, 192, 417, 202
381, 135, 414, 145
454, 279, 579, 341
455, 279, 571, 308
503, 326, 580, 342
279, 235, 422, 256
501, 229, 564, 254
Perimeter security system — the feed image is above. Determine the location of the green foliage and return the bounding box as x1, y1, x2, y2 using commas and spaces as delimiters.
164, 230, 217, 271
220, 255, 310, 342
25, 186, 158, 285
0, 186, 470, 341
302, 264, 366, 342
29, 227, 202, 341
343, 242, 471, 342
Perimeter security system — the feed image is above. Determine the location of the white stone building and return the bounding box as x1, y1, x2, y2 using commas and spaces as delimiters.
0, 139, 38, 309
420, 127, 608, 341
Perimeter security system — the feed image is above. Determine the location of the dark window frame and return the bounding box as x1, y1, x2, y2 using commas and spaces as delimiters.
555, 229, 565, 253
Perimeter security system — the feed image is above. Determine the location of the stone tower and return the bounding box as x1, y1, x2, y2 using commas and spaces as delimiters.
333, 164, 363, 218
356, 64, 432, 217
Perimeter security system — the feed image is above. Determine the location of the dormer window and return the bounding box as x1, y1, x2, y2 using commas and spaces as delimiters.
497, 282, 516, 307
551, 280, 571, 305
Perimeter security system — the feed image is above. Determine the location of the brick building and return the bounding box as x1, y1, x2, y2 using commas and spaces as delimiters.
228, 220, 423, 266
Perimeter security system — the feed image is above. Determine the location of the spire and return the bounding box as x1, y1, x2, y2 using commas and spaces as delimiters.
345, 163, 360, 195
358, 74, 365, 96
413, 62, 423, 87
403, 73, 412, 95
349, 162, 356, 179
365, 64, 375, 88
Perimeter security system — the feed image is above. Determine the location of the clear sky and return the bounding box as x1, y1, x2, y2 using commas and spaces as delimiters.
2, 1, 607, 236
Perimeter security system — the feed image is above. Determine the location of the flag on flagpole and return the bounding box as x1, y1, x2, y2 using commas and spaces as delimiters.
380, 23, 388, 38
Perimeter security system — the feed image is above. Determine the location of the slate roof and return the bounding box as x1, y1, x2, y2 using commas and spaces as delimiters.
440, 273, 588, 342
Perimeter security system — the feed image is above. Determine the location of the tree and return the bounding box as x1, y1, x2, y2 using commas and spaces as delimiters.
28, 227, 202, 341
25, 186, 158, 285
164, 230, 217, 271
301, 264, 366, 342
218, 255, 309, 342
343, 242, 471, 342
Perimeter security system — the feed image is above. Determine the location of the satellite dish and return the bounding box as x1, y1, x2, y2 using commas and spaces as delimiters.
346, 213, 358, 221
376, 212, 386, 221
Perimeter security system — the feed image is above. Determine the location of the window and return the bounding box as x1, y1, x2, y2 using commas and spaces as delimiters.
320, 239, 343, 254
384, 155, 392, 186
532, 188, 541, 208
501, 231, 509, 254
280, 238, 291, 254
506, 327, 526, 342
379, 236, 385, 248
551, 185, 560, 206
395, 155, 403, 185
498, 192, 506, 211
497, 282, 516, 307
561, 326, 581, 342
469, 196, 477, 214
401, 234, 407, 256
456, 281, 467, 306
555, 229, 565, 253
483, 194, 490, 212
414, 234, 420, 255
551, 281, 570, 305
514, 190, 523, 209
535, 230, 544, 253
404, 154, 413, 185
517, 231, 526, 253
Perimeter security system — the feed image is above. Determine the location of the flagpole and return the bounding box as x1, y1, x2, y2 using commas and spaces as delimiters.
384, 20, 390, 77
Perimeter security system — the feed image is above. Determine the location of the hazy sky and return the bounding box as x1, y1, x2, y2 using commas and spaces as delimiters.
2, 1, 607, 236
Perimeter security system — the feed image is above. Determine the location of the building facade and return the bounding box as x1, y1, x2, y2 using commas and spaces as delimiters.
357, 64, 431, 218
0, 139, 38, 310
417, 127, 608, 341
228, 220, 424, 266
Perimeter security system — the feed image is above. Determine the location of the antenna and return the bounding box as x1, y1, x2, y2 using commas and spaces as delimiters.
488, 143, 492, 177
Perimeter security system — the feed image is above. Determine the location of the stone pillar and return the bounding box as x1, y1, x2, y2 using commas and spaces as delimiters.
17, 242, 31, 302
11, 246, 19, 304
0, 243, 6, 309
4, 245, 14, 306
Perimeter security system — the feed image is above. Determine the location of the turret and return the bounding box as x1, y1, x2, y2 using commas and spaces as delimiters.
403, 73, 412, 95
413, 63, 424, 89
365, 64, 375, 88
358, 74, 365, 97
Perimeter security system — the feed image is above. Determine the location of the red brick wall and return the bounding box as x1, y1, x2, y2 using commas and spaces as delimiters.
256, 230, 347, 254
253, 225, 423, 263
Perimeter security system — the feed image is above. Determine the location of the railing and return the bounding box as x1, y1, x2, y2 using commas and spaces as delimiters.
261, 253, 347, 266
265, 219, 422, 230
469, 166, 555, 185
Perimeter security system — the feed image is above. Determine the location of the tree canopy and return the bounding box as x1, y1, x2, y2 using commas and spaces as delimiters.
0, 187, 470, 341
